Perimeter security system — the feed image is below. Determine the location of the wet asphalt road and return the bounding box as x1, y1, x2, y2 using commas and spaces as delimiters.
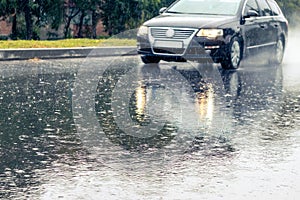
0, 35, 300, 199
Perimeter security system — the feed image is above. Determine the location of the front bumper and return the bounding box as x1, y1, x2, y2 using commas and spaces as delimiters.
137, 35, 226, 62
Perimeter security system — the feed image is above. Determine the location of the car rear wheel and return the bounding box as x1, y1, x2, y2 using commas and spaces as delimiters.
270, 37, 284, 65
221, 37, 242, 70
141, 56, 160, 64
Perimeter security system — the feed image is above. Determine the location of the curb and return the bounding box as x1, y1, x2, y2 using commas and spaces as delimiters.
0, 46, 137, 61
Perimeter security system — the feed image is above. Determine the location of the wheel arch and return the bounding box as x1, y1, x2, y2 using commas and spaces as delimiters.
236, 34, 244, 59
278, 33, 286, 50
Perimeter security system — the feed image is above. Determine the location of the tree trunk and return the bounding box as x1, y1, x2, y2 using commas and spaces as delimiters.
64, 17, 72, 38
11, 13, 17, 40
64, 8, 80, 38
24, 0, 33, 40
92, 10, 99, 39
77, 10, 85, 38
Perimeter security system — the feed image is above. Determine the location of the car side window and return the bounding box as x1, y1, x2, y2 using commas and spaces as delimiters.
257, 0, 273, 16
244, 0, 260, 16
267, 0, 281, 16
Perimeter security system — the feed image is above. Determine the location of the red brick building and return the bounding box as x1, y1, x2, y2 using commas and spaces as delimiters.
0, 19, 12, 38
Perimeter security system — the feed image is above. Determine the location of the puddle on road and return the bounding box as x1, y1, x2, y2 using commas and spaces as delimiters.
0, 57, 299, 199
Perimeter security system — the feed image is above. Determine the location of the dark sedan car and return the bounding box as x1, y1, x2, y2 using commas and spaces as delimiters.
137, 0, 288, 69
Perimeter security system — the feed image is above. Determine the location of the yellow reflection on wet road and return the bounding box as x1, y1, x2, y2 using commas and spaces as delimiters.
195, 84, 214, 126
135, 85, 146, 116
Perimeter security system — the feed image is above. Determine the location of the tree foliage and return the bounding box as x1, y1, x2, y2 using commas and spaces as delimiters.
0, 0, 16, 18
277, 0, 300, 25
0, 0, 64, 39
0, 0, 300, 39
100, 0, 175, 36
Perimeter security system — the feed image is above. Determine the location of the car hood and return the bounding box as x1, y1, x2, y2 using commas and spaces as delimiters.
144, 14, 238, 29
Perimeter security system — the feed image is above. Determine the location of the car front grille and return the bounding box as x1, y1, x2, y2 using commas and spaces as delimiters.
150, 28, 196, 39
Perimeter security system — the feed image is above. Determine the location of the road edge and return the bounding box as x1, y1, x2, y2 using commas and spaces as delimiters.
0, 46, 137, 61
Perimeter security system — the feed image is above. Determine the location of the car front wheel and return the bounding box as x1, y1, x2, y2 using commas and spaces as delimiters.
221, 37, 242, 70
141, 56, 160, 64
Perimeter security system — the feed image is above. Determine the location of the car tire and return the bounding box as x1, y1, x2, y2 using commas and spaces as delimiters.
141, 56, 160, 64
221, 37, 242, 70
270, 37, 285, 65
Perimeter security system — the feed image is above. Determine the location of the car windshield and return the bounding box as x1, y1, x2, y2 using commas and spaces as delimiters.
167, 0, 241, 16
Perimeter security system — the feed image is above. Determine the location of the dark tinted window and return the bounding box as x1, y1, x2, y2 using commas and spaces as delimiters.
258, 0, 273, 16
244, 0, 260, 15
268, 0, 281, 16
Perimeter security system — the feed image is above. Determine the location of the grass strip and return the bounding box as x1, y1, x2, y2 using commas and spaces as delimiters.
0, 38, 136, 49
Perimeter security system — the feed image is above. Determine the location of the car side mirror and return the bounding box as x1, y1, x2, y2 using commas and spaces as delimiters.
244, 9, 259, 18
159, 7, 167, 14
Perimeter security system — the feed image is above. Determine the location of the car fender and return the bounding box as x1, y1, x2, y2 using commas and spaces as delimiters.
222, 26, 244, 58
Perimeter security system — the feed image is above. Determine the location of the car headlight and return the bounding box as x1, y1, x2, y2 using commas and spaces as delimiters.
137, 25, 149, 37
197, 29, 223, 39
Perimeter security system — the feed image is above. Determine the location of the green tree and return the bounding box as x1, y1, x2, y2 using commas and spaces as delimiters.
62, 0, 102, 38
63, 0, 80, 38
277, 0, 300, 25
100, 0, 174, 36
0, 0, 35, 39
0, 0, 18, 39
100, 0, 134, 36
73, 0, 101, 38
36, 0, 64, 31
91, 0, 102, 38
1, 0, 64, 40
0, 0, 16, 20
139, 0, 175, 22
73, 0, 88, 38
22, 0, 34, 39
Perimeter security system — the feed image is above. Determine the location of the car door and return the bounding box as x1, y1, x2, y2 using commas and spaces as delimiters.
242, 0, 263, 54
256, 0, 277, 50
267, 0, 282, 41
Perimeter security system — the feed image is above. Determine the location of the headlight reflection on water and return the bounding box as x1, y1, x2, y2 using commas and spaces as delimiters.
195, 84, 215, 126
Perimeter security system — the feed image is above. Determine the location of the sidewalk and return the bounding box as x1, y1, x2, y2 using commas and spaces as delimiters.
0, 46, 137, 61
